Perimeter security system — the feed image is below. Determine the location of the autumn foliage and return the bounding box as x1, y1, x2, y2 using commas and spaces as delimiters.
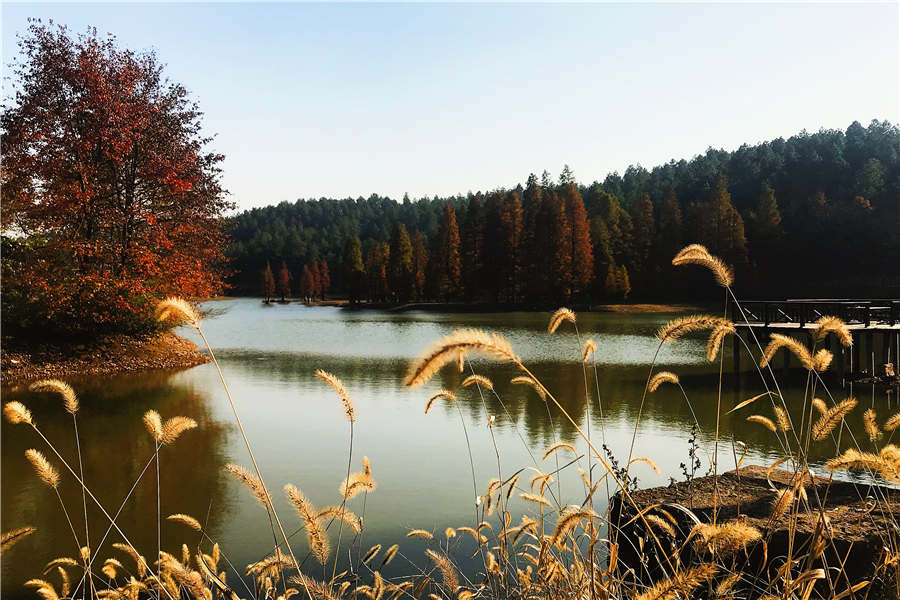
1, 23, 231, 336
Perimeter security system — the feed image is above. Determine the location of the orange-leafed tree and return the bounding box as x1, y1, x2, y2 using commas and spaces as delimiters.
318, 260, 331, 299
1, 23, 232, 336
277, 261, 291, 302
559, 171, 593, 296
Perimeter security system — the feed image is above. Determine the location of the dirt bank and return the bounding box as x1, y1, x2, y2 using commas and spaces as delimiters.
1, 332, 209, 385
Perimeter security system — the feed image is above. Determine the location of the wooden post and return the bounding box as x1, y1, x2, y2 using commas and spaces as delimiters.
732, 330, 741, 375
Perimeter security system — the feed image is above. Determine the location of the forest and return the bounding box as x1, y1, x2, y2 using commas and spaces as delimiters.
227, 120, 900, 305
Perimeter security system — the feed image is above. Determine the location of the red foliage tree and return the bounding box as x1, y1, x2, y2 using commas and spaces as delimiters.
1, 23, 231, 335
318, 260, 331, 298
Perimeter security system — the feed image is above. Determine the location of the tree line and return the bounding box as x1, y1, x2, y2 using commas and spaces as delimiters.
232, 119, 899, 303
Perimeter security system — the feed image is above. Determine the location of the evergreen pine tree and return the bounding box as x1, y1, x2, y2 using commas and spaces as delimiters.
343, 235, 366, 304
388, 221, 414, 302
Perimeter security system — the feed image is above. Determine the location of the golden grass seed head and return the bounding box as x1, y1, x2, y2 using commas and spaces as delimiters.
706, 322, 735, 361
746, 415, 777, 433
167, 514, 202, 531
542, 441, 576, 461
225, 464, 270, 507
581, 338, 597, 362
1, 526, 36, 554
648, 371, 679, 392
885, 412, 900, 431
4, 401, 33, 425
425, 390, 456, 414
657, 315, 731, 342
509, 375, 545, 400
461, 374, 493, 391
161, 416, 197, 445
548, 308, 576, 334
29, 380, 78, 414
773, 406, 791, 432
143, 410, 163, 443
863, 408, 880, 441
155, 297, 201, 328
812, 397, 857, 441
25, 449, 60, 488
314, 369, 356, 422
405, 329, 517, 387
813, 315, 852, 347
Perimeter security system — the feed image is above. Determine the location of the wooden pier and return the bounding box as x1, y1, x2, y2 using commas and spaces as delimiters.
728, 299, 900, 378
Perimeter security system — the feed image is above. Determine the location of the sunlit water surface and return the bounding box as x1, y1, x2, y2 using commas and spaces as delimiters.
2, 299, 892, 597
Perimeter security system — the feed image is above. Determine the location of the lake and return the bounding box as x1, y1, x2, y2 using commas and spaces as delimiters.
1, 299, 886, 597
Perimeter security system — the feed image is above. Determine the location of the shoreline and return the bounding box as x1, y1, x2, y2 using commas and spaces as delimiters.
241, 297, 699, 314
1, 331, 210, 386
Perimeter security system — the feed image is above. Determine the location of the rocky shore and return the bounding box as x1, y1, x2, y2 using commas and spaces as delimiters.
1, 332, 210, 385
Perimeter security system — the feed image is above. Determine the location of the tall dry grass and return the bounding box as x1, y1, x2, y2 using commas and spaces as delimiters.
3, 247, 899, 600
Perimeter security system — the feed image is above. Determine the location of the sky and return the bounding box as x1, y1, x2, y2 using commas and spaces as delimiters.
2, 2, 898, 212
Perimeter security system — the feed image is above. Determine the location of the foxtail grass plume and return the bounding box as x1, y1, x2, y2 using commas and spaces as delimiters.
813, 316, 852, 347
225, 464, 270, 507
519, 492, 552, 508
657, 315, 732, 342
382, 544, 399, 566
405, 329, 516, 387
812, 398, 828, 416
706, 322, 735, 361
24, 579, 59, 600
284, 484, 329, 565
672, 244, 733, 287
645, 514, 675, 538
746, 415, 777, 432
4, 401, 33, 425
581, 339, 597, 362
425, 390, 456, 414
629, 456, 661, 474
761, 334, 833, 372
548, 308, 576, 334
407, 529, 433, 539
648, 371, 679, 392
885, 412, 900, 432
690, 522, 761, 555
425, 550, 458, 593
167, 514, 202, 531
340, 456, 376, 499
863, 409, 880, 441
811, 398, 858, 441
315, 506, 362, 533
1, 527, 36, 554
773, 406, 791, 432
510, 375, 545, 400
155, 297, 201, 328
825, 449, 898, 481
101, 558, 122, 579
542, 441, 576, 461
25, 449, 60, 488
633, 563, 717, 600
29, 380, 78, 414
361, 544, 381, 565
161, 416, 197, 445
461, 374, 494, 391
143, 410, 163, 443
314, 369, 356, 422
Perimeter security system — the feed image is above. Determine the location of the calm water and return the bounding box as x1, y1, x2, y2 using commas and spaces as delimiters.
1, 299, 890, 597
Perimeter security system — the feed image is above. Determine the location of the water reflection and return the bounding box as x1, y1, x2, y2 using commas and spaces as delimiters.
2, 299, 892, 598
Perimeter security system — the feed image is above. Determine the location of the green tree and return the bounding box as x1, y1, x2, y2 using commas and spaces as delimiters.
343, 235, 366, 304
631, 193, 655, 289
411, 231, 428, 301
428, 203, 462, 300
366, 242, 390, 302
388, 221, 414, 302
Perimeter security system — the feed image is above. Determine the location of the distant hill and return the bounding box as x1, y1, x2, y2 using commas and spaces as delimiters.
227, 120, 899, 301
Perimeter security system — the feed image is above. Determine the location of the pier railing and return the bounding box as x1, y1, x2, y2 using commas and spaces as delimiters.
731, 299, 899, 328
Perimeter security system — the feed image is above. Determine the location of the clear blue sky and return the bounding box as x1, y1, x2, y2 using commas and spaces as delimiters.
3, 2, 898, 211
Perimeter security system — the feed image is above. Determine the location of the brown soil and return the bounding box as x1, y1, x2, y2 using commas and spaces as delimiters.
1, 332, 209, 385
610, 466, 900, 598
